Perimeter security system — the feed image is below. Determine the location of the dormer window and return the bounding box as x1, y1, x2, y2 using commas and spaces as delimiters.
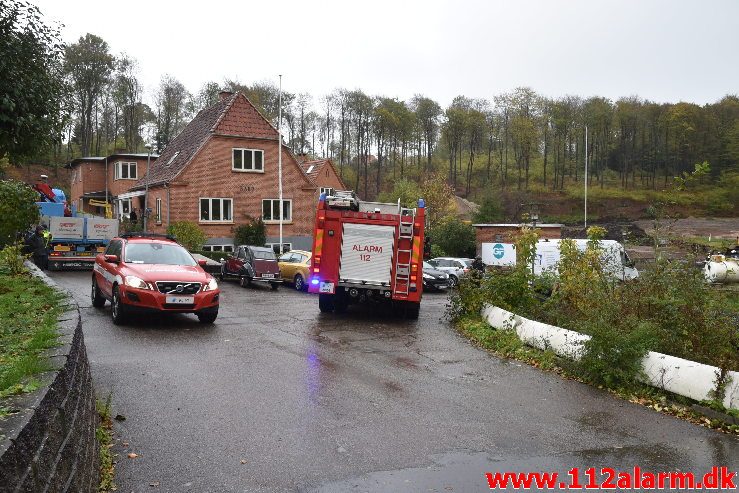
233, 148, 264, 172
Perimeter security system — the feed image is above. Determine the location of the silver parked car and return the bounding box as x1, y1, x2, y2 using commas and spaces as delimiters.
426, 257, 474, 287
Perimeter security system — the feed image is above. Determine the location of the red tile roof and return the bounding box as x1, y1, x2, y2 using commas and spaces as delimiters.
131, 93, 280, 190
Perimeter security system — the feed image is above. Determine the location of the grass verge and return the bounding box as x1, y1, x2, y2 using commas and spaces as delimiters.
456, 315, 739, 435
96, 395, 116, 492
0, 269, 64, 416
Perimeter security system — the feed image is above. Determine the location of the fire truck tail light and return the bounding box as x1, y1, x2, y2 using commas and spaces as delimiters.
313, 268, 320, 273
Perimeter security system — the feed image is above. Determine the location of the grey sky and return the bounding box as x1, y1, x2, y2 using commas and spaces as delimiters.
33, 0, 739, 108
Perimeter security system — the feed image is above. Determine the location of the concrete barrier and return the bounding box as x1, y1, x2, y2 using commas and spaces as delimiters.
481, 303, 738, 411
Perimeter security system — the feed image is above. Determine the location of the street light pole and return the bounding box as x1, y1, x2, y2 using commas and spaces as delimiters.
277, 74, 284, 255
144, 144, 151, 233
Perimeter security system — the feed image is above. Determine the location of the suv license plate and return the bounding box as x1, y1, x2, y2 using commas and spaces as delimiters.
166, 295, 194, 304
262, 274, 274, 279
319, 282, 334, 294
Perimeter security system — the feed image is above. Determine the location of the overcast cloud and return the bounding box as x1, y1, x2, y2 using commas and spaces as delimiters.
32, 0, 739, 107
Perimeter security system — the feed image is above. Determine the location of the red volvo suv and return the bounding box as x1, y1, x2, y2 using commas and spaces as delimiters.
91, 233, 220, 324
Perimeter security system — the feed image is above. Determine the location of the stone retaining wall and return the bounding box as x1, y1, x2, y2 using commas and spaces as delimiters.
0, 263, 99, 492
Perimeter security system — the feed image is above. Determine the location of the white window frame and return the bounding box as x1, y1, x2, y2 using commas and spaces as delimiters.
203, 244, 235, 252
114, 161, 137, 180
232, 148, 264, 173
155, 197, 162, 224
320, 187, 334, 197
199, 197, 233, 223
262, 198, 292, 223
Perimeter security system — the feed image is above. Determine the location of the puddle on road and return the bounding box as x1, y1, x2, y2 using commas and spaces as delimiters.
304, 444, 726, 492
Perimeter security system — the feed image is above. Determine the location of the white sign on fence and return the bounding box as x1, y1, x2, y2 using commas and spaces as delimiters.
481, 242, 516, 266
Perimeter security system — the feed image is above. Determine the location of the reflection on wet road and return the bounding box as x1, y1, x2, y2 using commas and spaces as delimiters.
49, 271, 738, 492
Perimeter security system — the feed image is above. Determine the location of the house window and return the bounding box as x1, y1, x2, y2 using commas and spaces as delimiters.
320, 187, 334, 197
114, 161, 137, 180
232, 148, 264, 172
262, 199, 291, 222
155, 198, 162, 223
203, 245, 234, 252
200, 198, 233, 222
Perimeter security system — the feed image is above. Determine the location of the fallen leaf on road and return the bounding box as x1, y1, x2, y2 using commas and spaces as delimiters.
127, 453, 138, 459
150, 481, 160, 487
122, 442, 129, 447
240, 459, 247, 464
115, 414, 126, 421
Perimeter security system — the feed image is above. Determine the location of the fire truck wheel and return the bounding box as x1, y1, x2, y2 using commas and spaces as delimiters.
405, 302, 420, 320
239, 276, 251, 288
318, 294, 334, 312
294, 274, 305, 291
91, 277, 106, 308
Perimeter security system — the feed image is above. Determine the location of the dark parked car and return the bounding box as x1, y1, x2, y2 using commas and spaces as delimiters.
219, 245, 282, 290
422, 261, 450, 291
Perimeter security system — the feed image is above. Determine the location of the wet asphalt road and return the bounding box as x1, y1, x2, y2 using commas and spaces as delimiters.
49, 271, 738, 492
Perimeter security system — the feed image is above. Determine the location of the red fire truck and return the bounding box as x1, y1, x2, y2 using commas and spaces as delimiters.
307, 191, 425, 318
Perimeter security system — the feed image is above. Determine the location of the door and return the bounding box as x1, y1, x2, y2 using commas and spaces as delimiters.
339, 223, 395, 285
278, 252, 297, 281
226, 247, 246, 275
99, 239, 122, 297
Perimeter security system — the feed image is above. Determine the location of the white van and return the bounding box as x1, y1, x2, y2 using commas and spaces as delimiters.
481, 239, 638, 281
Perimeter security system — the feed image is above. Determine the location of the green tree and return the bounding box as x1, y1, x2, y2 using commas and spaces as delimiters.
431, 218, 475, 258
0, 180, 39, 247
420, 172, 455, 230
234, 217, 266, 247
166, 221, 207, 252
473, 192, 503, 223
64, 33, 114, 156
0, 0, 65, 161
377, 179, 421, 208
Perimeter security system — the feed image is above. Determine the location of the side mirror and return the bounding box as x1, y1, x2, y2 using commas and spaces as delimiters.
104, 254, 119, 263
198, 259, 208, 267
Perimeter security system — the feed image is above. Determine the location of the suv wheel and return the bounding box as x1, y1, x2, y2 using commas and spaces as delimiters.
448, 274, 459, 287
111, 286, 127, 325
294, 274, 305, 291
197, 309, 218, 324
91, 277, 106, 308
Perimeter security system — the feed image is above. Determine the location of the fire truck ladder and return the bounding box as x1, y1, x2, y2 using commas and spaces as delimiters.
394, 207, 416, 295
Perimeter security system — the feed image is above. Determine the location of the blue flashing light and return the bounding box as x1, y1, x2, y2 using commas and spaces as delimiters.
418, 198, 425, 208
319, 193, 326, 202
311, 279, 319, 285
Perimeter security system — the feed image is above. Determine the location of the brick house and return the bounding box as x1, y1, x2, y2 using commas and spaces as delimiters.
297, 156, 346, 197
473, 223, 562, 255
126, 91, 327, 252
68, 153, 155, 217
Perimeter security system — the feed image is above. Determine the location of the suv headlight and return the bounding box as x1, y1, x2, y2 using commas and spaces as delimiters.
124, 276, 149, 289
202, 278, 218, 292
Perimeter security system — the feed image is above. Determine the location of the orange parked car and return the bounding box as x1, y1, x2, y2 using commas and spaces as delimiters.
277, 249, 312, 291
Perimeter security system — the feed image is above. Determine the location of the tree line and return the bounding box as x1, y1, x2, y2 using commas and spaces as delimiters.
3, 1, 738, 201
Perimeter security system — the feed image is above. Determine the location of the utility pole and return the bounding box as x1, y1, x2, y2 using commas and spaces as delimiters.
144, 144, 151, 233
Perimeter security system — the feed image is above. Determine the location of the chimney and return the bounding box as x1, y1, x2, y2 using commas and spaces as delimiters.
219, 90, 234, 102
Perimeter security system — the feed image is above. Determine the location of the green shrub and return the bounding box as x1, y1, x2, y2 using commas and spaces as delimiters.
167, 221, 207, 251
234, 217, 266, 246
0, 242, 28, 275
430, 218, 475, 258
0, 180, 40, 248
198, 250, 230, 262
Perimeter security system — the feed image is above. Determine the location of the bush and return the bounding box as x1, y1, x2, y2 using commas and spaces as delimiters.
0, 180, 40, 248
198, 250, 230, 262
234, 217, 266, 246
430, 218, 476, 258
167, 221, 207, 251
